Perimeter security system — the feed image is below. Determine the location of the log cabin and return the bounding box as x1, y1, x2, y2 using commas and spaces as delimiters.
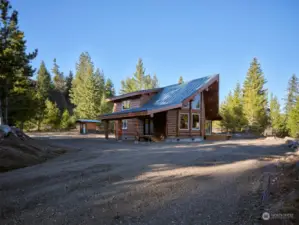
99, 74, 221, 142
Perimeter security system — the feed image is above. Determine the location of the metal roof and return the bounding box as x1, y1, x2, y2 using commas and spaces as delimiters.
76, 119, 101, 123
101, 74, 218, 117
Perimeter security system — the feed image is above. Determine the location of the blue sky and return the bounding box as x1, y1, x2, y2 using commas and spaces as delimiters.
11, 0, 299, 103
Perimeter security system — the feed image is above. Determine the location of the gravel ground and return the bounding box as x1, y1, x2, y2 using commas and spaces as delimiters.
0, 138, 290, 225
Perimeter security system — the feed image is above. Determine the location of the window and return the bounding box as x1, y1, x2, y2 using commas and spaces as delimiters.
179, 113, 189, 130
122, 100, 130, 110
205, 120, 212, 135
192, 94, 201, 109
182, 102, 190, 108
192, 114, 200, 130
122, 120, 128, 130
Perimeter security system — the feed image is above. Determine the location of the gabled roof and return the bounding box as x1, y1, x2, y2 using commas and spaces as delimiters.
100, 74, 219, 120
107, 88, 162, 102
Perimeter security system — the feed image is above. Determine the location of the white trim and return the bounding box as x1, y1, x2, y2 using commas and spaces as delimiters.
179, 113, 189, 130
122, 119, 128, 130
122, 100, 130, 111
192, 113, 200, 130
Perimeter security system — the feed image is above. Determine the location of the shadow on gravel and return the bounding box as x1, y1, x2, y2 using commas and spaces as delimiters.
0, 138, 294, 225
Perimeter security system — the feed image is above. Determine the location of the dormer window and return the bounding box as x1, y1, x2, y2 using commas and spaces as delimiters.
122, 100, 130, 111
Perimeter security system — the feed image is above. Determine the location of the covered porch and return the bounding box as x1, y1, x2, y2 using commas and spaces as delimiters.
101, 111, 168, 142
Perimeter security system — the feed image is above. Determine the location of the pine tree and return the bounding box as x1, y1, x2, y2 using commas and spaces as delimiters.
60, 109, 71, 130
178, 76, 184, 84
0, 0, 37, 125
103, 78, 115, 113
105, 78, 115, 98
8, 73, 38, 129
65, 70, 73, 98
52, 58, 65, 92
120, 58, 159, 94
269, 94, 287, 137
285, 74, 299, 114
70, 52, 104, 119
35, 61, 51, 130
43, 99, 60, 130
220, 83, 247, 132
243, 58, 268, 133
36, 61, 51, 99
287, 96, 299, 138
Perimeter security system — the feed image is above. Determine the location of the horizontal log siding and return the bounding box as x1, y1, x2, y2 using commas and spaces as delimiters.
166, 110, 177, 137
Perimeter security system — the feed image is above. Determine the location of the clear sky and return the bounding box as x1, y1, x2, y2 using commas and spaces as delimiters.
11, 0, 299, 103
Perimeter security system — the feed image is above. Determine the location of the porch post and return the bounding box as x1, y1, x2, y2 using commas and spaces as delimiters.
189, 100, 192, 137
117, 119, 122, 140
104, 120, 109, 139
201, 92, 206, 137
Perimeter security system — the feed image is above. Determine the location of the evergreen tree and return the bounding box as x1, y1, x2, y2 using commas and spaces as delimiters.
8, 73, 38, 129
52, 58, 65, 92
103, 78, 115, 113
285, 74, 299, 114
287, 96, 299, 138
220, 83, 247, 132
120, 58, 159, 94
35, 61, 51, 130
243, 58, 268, 133
43, 99, 60, 129
105, 78, 115, 98
36, 61, 51, 99
0, 0, 37, 124
269, 94, 287, 137
65, 70, 73, 98
60, 109, 71, 130
70, 52, 104, 119
178, 76, 184, 84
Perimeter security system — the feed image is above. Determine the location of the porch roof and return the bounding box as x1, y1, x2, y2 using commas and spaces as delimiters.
100, 74, 218, 120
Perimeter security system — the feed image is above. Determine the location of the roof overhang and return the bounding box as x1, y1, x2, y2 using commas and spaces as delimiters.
99, 103, 182, 120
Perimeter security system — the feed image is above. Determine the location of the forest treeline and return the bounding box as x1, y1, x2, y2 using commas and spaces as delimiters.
218, 58, 299, 138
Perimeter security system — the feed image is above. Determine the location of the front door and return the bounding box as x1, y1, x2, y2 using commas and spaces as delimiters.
144, 118, 154, 135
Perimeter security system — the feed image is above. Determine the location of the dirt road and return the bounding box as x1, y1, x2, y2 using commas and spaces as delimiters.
0, 138, 289, 225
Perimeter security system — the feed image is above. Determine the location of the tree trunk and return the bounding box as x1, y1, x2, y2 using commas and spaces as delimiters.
5, 94, 8, 125
0, 97, 3, 125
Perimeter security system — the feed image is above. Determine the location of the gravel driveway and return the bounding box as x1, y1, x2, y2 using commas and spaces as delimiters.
0, 138, 289, 225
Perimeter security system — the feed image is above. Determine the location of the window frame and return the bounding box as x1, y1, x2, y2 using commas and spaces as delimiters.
192, 113, 200, 130
179, 113, 189, 130
122, 120, 128, 130
122, 100, 130, 111
205, 120, 212, 135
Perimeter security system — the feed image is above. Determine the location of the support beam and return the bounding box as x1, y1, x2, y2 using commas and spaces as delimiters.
189, 100, 192, 137
201, 92, 206, 137
117, 119, 122, 140
176, 109, 179, 137
104, 120, 109, 139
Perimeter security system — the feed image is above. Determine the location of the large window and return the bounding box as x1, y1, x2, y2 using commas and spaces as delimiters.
205, 120, 212, 135
122, 100, 130, 111
192, 94, 201, 109
179, 113, 189, 130
122, 120, 128, 130
192, 114, 200, 130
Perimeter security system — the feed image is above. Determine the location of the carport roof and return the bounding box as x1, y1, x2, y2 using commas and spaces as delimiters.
100, 74, 219, 120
